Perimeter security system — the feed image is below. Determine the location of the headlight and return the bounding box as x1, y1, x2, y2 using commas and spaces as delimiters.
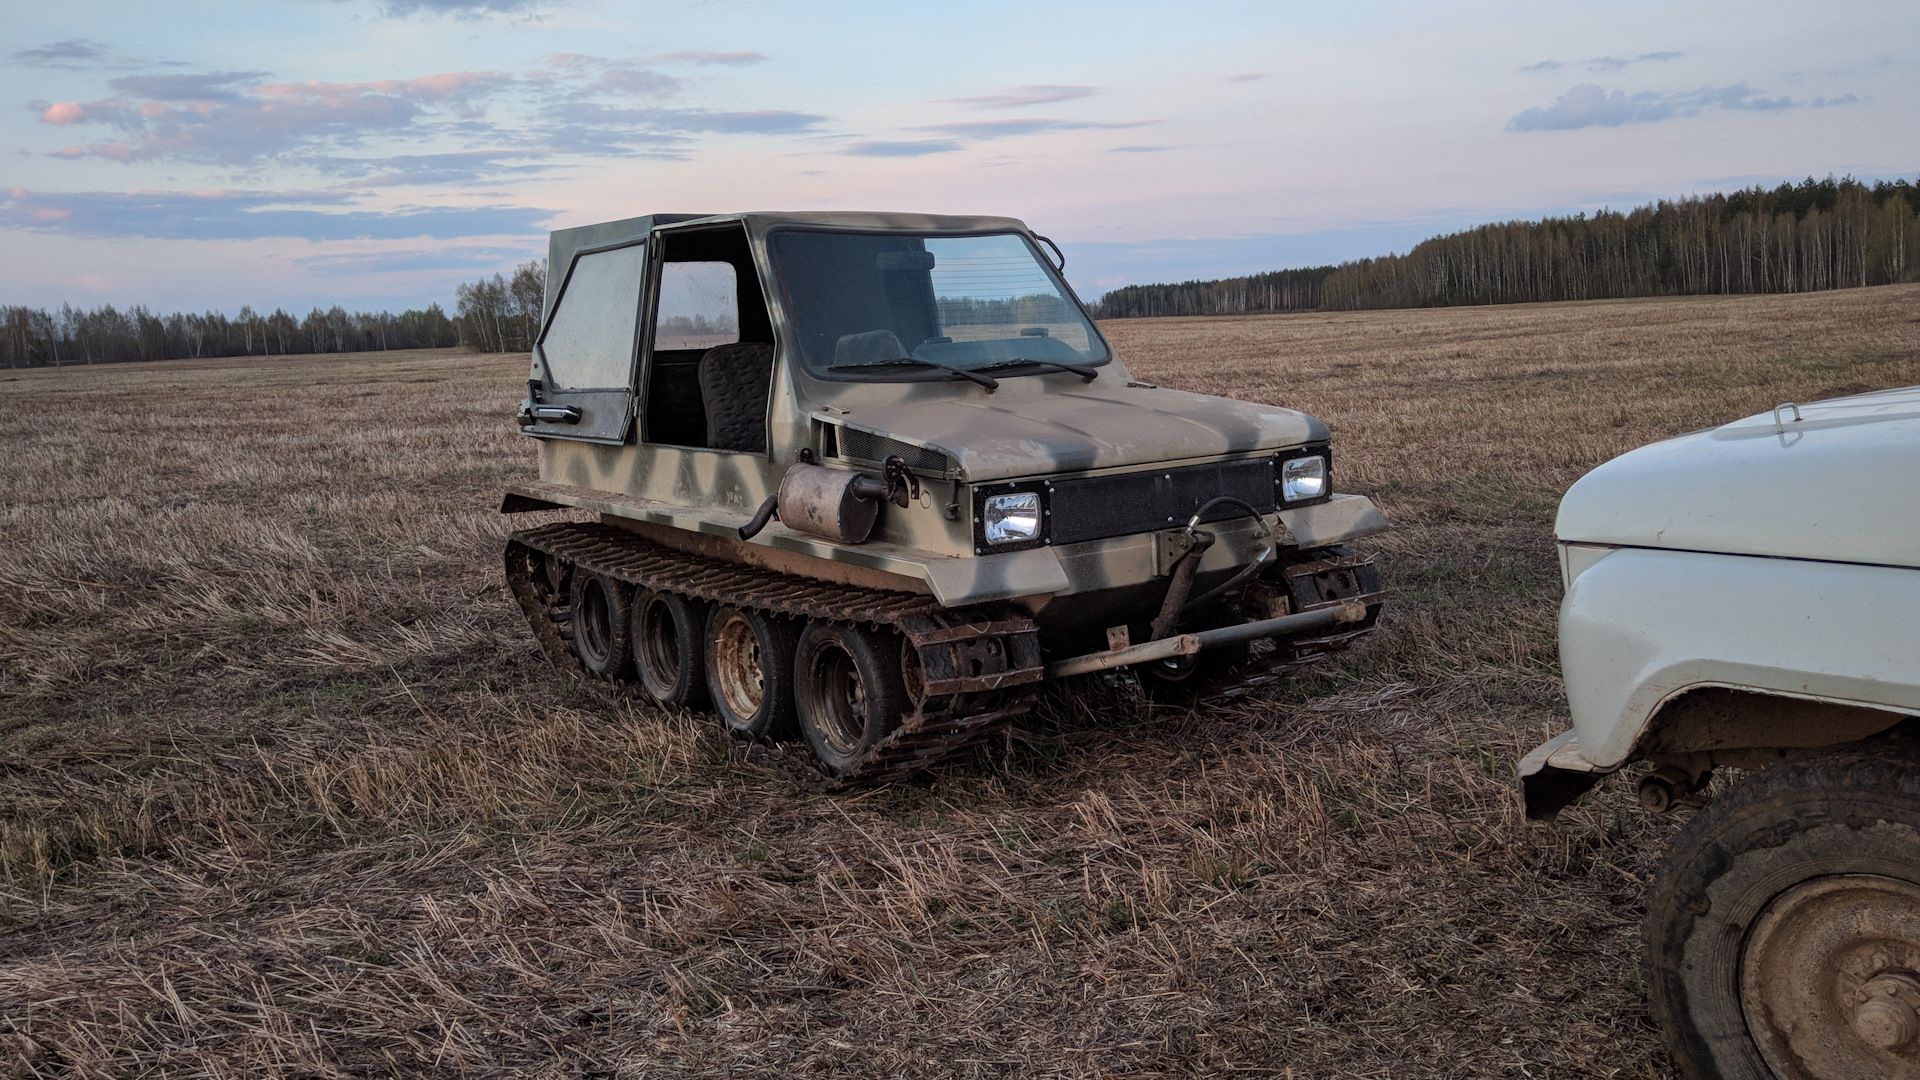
983, 492, 1042, 544
1280, 454, 1328, 503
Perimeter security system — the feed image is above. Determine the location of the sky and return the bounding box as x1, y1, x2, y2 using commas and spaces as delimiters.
2, 0, 1915, 313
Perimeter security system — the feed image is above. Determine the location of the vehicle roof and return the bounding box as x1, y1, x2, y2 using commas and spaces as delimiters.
730, 210, 1030, 233
543, 211, 1035, 324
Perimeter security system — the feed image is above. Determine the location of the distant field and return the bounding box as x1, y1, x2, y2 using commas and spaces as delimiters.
3, 285, 1916, 1077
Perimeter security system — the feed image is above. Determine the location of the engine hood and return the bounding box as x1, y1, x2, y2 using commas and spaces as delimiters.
827, 378, 1328, 481
1556, 385, 1920, 568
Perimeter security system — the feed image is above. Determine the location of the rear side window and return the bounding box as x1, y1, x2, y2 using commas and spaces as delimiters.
541, 244, 646, 390
654, 261, 740, 351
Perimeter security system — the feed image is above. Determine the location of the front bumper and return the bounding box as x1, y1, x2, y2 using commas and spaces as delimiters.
1043, 547, 1385, 680
1046, 601, 1370, 678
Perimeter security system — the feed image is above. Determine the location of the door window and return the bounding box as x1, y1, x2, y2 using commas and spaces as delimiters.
654, 262, 740, 351
541, 244, 646, 390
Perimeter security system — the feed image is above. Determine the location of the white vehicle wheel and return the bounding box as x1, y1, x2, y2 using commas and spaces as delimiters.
1646, 744, 1920, 1080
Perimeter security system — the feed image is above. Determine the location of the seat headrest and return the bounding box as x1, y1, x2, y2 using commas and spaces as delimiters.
700, 341, 773, 368
832, 329, 905, 367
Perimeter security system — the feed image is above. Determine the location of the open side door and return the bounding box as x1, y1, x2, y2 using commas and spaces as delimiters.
518, 238, 647, 443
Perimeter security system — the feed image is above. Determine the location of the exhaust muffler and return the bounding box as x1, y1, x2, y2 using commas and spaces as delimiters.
738, 457, 919, 545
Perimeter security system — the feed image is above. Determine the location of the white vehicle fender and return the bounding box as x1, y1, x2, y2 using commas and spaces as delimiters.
1558, 547, 1920, 771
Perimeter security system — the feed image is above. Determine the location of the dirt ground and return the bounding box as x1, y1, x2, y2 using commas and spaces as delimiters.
2, 284, 1916, 1078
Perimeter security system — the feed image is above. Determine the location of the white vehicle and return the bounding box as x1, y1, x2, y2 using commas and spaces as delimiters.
1518, 386, 1920, 1080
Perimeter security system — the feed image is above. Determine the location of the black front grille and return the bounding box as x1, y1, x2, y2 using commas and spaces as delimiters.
1047, 458, 1275, 545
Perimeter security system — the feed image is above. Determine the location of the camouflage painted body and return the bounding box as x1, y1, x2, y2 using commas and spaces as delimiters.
509, 211, 1386, 646
502, 211, 1387, 783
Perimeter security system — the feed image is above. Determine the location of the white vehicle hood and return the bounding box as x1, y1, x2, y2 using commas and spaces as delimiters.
1556, 385, 1920, 569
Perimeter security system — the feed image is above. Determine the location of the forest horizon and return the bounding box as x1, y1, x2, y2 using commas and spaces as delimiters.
1094, 174, 1920, 318
5, 174, 1917, 368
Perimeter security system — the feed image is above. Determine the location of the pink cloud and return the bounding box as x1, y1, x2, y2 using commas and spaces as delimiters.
40, 101, 88, 125
27, 58, 805, 176
254, 71, 507, 105
87, 142, 144, 163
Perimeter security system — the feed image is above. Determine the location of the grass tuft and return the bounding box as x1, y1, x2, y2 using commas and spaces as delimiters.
2, 288, 1916, 1075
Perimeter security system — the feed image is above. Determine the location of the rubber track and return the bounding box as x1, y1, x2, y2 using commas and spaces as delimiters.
505, 520, 1038, 790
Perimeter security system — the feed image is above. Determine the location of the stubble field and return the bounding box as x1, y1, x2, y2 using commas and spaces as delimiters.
2, 284, 1917, 1078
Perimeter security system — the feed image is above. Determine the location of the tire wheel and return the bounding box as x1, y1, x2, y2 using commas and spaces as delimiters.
1137, 642, 1250, 705
630, 591, 711, 711
1646, 743, 1920, 1080
702, 605, 799, 740
569, 570, 632, 678
793, 621, 909, 775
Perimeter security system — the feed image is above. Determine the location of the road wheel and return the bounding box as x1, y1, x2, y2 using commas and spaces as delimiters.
1646, 743, 1920, 1080
1137, 642, 1250, 705
703, 605, 798, 740
794, 622, 908, 775
630, 591, 710, 711
569, 570, 632, 678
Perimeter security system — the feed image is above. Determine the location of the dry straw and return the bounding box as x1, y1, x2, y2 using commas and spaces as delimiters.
2, 285, 1916, 1077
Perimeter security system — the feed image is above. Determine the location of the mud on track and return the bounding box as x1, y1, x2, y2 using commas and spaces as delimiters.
2, 285, 1917, 1077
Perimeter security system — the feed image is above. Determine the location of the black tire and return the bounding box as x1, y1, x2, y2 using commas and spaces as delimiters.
702, 605, 799, 740
793, 621, 910, 775
569, 570, 632, 678
1645, 743, 1920, 1080
1137, 642, 1251, 705
630, 590, 711, 711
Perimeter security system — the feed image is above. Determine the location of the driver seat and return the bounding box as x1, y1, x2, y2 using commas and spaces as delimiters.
698, 342, 774, 453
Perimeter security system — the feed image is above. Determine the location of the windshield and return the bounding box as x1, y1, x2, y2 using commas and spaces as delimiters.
767, 230, 1108, 380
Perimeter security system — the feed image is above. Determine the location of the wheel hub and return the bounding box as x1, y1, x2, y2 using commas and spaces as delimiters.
579, 584, 610, 658
712, 615, 764, 720
1857, 977, 1920, 1051
639, 599, 680, 690
807, 646, 866, 757
1740, 874, 1920, 1079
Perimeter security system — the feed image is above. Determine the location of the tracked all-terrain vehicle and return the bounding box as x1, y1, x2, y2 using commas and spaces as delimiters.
501, 212, 1387, 786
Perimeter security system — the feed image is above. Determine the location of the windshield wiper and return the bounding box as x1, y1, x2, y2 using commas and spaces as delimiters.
977, 358, 1101, 381
827, 357, 999, 391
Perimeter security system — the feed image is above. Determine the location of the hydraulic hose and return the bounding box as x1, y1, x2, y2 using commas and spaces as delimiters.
1182, 545, 1274, 615
1147, 495, 1272, 640
1148, 531, 1214, 641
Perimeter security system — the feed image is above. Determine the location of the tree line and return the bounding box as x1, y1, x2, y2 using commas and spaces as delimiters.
0, 302, 463, 368
451, 261, 545, 353
0, 259, 546, 368
1092, 175, 1920, 318
938, 293, 1086, 327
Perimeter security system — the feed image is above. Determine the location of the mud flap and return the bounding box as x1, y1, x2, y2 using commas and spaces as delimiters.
1518, 728, 1613, 821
